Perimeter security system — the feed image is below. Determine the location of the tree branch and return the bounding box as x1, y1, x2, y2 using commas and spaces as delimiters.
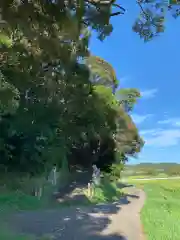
136, 0, 158, 28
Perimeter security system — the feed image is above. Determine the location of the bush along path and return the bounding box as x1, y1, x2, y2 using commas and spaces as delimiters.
3, 186, 146, 240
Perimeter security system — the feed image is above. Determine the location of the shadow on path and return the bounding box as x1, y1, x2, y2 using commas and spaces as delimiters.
56, 168, 92, 197
4, 191, 141, 240
54, 173, 138, 208
6, 206, 127, 240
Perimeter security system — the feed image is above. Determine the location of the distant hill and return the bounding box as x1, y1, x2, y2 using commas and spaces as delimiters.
126, 162, 180, 167
123, 162, 180, 177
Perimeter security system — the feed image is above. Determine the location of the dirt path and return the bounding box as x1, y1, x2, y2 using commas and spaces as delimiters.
4, 187, 146, 240
102, 187, 146, 240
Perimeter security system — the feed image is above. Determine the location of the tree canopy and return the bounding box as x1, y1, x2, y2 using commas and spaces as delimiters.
0, 0, 176, 176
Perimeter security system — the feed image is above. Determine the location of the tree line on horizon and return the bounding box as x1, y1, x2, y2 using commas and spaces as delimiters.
124, 163, 180, 176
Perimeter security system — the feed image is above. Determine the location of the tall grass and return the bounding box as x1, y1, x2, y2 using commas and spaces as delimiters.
84, 176, 123, 203
0, 167, 74, 213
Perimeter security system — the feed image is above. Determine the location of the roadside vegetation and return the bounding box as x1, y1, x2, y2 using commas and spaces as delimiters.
0, 225, 54, 240
0, 227, 34, 240
84, 176, 123, 203
0, 0, 144, 228
0, 172, 123, 240
127, 179, 180, 240
0, 170, 123, 213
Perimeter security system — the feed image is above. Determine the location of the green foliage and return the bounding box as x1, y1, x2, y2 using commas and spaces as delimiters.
0, 71, 20, 115
0, 175, 53, 211
133, 0, 180, 41
86, 55, 118, 89
85, 176, 123, 203
1, 0, 169, 180
116, 88, 141, 112
108, 163, 124, 181
0, 1, 179, 237
0, 33, 12, 47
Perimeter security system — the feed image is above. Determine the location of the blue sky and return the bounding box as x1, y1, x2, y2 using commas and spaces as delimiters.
90, 1, 180, 164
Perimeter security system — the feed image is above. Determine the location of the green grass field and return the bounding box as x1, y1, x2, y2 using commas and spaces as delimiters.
130, 179, 180, 240
125, 173, 168, 181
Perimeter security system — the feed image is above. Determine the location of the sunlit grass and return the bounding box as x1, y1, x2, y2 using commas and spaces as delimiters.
126, 173, 168, 181
130, 179, 180, 240
0, 33, 12, 47
84, 177, 123, 203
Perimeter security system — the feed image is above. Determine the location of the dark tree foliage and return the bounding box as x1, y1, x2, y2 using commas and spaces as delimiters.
0, 0, 176, 176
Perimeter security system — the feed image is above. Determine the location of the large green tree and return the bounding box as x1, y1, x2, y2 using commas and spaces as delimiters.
0, 0, 175, 176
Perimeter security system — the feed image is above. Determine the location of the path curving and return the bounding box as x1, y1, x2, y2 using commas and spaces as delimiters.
5, 187, 146, 240
102, 187, 146, 240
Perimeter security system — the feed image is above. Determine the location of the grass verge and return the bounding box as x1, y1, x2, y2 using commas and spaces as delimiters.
0, 227, 33, 240
0, 224, 54, 240
129, 179, 180, 240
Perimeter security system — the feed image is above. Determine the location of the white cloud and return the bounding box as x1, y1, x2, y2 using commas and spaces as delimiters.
158, 118, 180, 127
141, 88, 158, 99
131, 113, 152, 124
140, 129, 160, 136
141, 128, 180, 147
141, 116, 180, 147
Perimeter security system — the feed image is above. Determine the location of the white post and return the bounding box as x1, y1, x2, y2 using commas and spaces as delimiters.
92, 164, 101, 186
88, 183, 91, 198
90, 165, 101, 198
52, 166, 57, 186
48, 166, 57, 186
